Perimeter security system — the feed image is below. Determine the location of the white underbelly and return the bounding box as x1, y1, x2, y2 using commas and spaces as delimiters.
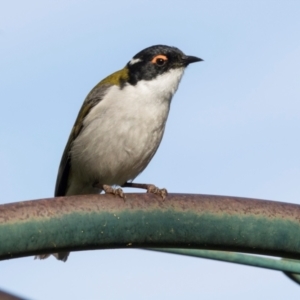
70, 86, 171, 187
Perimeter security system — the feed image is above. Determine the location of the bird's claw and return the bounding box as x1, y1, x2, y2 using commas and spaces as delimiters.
146, 184, 168, 200
103, 185, 126, 199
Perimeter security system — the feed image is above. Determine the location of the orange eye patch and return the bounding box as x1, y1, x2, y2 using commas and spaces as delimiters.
151, 55, 168, 65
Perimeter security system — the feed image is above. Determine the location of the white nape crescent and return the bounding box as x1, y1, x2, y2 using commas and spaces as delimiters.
129, 58, 142, 65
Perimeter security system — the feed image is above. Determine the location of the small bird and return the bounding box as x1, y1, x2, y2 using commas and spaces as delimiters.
37, 45, 202, 261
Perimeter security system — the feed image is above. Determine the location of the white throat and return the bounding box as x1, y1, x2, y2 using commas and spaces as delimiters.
133, 67, 185, 104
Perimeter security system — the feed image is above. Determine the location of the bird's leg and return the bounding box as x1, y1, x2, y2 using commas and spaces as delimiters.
122, 182, 168, 199
93, 183, 125, 199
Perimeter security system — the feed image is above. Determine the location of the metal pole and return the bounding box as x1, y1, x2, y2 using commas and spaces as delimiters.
1, 193, 300, 263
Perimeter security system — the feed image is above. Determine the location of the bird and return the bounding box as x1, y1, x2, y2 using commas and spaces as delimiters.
36, 45, 202, 262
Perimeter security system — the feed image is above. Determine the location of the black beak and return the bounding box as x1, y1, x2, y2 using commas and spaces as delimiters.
183, 55, 203, 65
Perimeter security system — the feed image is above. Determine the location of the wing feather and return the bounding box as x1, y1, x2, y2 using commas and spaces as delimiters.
54, 83, 111, 196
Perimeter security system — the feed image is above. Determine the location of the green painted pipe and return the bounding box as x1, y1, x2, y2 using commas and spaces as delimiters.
1, 193, 300, 263
283, 271, 300, 285
148, 248, 300, 274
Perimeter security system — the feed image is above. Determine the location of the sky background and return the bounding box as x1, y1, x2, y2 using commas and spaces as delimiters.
1, 0, 300, 299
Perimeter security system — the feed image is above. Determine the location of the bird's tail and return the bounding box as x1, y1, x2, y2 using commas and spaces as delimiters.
34, 252, 69, 262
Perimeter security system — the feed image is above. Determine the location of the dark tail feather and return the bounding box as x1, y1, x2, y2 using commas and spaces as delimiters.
35, 252, 70, 262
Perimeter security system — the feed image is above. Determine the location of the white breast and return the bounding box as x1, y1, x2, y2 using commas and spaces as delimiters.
68, 67, 184, 195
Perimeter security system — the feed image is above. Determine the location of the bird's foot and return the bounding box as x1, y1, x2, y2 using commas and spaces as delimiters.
146, 184, 168, 200
102, 184, 126, 199
122, 182, 168, 200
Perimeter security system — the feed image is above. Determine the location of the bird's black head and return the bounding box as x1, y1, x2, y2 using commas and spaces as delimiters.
126, 45, 202, 85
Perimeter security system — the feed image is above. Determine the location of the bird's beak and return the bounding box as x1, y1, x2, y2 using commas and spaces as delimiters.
182, 55, 203, 65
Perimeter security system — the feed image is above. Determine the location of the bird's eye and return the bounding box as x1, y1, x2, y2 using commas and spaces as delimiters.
151, 55, 168, 66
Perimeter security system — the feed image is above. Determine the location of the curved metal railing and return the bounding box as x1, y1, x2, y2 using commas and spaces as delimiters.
1, 193, 300, 289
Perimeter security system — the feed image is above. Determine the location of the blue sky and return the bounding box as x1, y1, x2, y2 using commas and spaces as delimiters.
1, 0, 300, 299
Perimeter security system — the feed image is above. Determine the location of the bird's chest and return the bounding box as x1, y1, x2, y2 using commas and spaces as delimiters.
96, 86, 170, 157
72, 84, 171, 183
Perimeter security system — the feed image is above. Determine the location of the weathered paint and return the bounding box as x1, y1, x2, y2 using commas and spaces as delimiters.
0, 193, 300, 262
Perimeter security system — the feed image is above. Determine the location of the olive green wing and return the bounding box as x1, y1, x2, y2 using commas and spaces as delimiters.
54, 67, 129, 197
54, 83, 111, 197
